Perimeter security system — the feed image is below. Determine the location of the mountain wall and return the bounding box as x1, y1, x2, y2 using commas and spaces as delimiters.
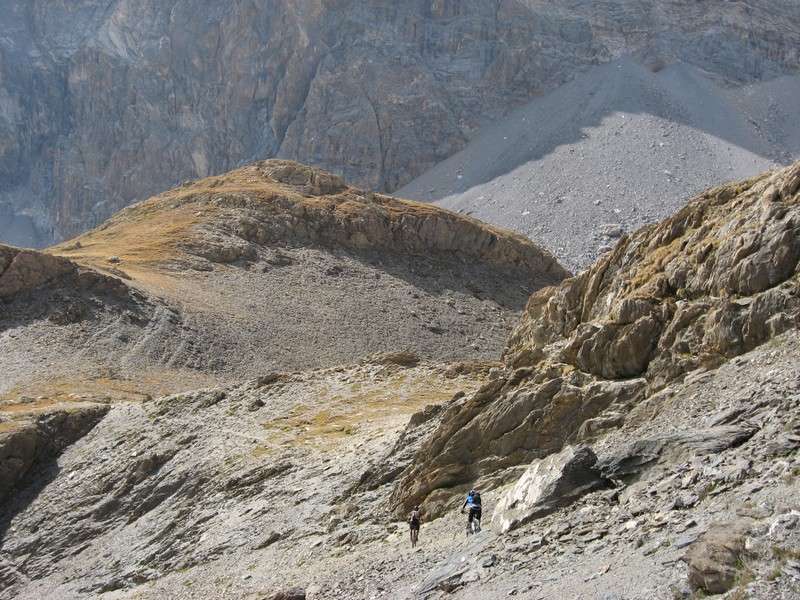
2, 0, 799, 246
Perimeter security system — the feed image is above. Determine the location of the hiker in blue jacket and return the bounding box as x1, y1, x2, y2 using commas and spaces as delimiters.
462, 489, 482, 535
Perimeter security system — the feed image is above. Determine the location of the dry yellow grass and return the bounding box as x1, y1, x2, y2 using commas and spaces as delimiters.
47, 161, 556, 287
0, 369, 218, 410
263, 370, 482, 448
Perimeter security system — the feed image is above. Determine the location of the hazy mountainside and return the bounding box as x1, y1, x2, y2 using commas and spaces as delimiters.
2, 1, 800, 247
1, 159, 565, 401
1, 161, 799, 598
399, 60, 800, 271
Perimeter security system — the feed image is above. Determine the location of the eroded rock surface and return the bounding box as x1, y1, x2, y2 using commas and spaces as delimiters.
394, 162, 800, 513
685, 519, 753, 594
0, 402, 109, 504
3, 161, 566, 403
1, 163, 799, 600
493, 446, 610, 533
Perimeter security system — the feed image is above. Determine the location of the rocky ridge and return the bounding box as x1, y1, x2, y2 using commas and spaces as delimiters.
2, 159, 564, 408
394, 161, 800, 514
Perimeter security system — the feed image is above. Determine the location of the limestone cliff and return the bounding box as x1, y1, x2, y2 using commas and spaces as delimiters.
394, 161, 800, 514
1, 1, 799, 245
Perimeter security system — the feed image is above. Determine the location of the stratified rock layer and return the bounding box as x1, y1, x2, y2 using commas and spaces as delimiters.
394, 161, 800, 513
0, 402, 110, 504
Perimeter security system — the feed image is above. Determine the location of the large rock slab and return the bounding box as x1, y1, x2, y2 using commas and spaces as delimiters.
598, 424, 758, 482
493, 446, 610, 533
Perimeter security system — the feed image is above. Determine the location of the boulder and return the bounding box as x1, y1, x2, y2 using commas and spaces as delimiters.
685, 520, 752, 594
493, 446, 610, 533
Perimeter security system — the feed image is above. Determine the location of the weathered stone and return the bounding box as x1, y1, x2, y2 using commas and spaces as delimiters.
0, 247, 76, 299
598, 424, 757, 482
0, 403, 110, 504
4, 3, 800, 246
493, 446, 611, 533
685, 520, 753, 594
267, 589, 306, 600
394, 164, 800, 513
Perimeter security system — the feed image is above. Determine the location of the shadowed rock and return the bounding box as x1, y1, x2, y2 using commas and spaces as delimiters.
0, 403, 110, 505
598, 424, 758, 483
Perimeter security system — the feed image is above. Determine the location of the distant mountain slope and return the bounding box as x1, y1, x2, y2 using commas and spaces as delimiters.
0, 160, 567, 400
399, 60, 800, 270
2, 1, 799, 247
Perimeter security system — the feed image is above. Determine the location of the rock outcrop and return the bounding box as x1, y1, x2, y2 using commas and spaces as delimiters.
0, 246, 76, 300
393, 162, 800, 514
685, 520, 754, 594
2, 162, 800, 600
3, 161, 566, 408
2, 1, 800, 245
0, 402, 110, 504
54, 160, 568, 282
493, 445, 610, 533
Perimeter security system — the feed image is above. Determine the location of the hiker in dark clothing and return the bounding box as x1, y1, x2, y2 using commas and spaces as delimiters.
409, 505, 421, 548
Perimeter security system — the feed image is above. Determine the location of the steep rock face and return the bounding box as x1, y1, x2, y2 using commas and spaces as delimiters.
2, 1, 800, 245
393, 162, 800, 514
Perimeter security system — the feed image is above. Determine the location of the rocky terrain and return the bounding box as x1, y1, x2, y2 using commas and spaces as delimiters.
1, 158, 799, 599
1, 160, 564, 401
395, 160, 800, 514
2, 1, 800, 246
399, 60, 800, 270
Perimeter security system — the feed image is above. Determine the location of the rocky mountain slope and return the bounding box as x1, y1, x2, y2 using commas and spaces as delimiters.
1, 159, 565, 402
2, 1, 800, 247
394, 160, 800, 515
1, 162, 799, 598
399, 60, 800, 270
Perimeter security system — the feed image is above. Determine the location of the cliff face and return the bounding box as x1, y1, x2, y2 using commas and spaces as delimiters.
393, 161, 800, 515
1, 0, 799, 246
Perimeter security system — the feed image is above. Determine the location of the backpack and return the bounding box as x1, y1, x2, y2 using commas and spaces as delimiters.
472, 492, 482, 507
